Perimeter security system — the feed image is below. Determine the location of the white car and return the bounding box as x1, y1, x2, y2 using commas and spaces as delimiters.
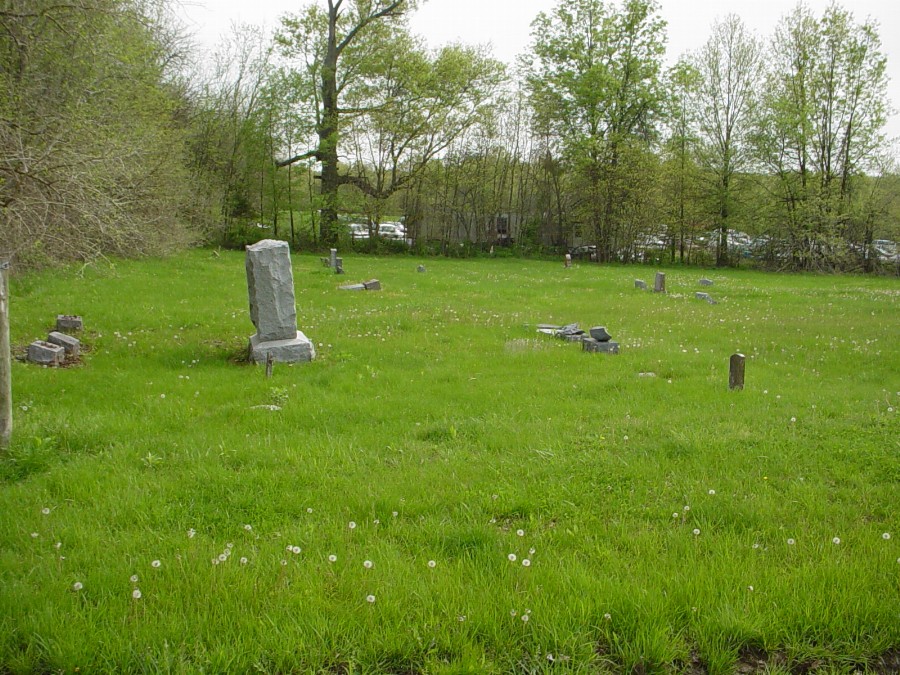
377, 222, 406, 240
348, 223, 369, 239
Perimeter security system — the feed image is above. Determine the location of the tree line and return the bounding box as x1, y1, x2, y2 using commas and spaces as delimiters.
2, 0, 897, 272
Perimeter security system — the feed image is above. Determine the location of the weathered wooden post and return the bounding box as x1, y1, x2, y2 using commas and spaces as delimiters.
0, 260, 11, 448
729, 353, 745, 391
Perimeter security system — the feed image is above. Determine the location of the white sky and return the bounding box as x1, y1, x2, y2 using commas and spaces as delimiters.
176, 0, 900, 143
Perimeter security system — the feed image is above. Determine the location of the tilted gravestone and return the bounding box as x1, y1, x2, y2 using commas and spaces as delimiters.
47, 331, 80, 357
635, 279, 648, 290
246, 240, 315, 364
654, 272, 666, 293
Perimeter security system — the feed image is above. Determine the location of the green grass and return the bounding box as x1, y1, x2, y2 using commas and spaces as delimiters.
1, 251, 898, 673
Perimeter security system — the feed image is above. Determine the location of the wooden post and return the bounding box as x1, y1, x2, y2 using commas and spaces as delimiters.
0, 260, 11, 448
729, 353, 745, 391
265, 351, 274, 379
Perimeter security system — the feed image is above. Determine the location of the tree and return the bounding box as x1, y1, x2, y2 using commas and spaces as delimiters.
691, 15, 762, 267
523, 0, 667, 261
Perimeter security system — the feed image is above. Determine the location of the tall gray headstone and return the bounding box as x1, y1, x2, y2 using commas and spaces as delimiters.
245, 240, 315, 364
654, 272, 666, 293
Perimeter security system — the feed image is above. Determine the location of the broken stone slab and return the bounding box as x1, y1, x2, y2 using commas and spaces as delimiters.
363, 279, 381, 291
246, 240, 298, 343
699, 278, 714, 286
56, 315, 83, 332
589, 326, 612, 342
563, 334, 583, 342
339, 283, 366, 291
695, 292, 718, 305
250, 404, 282, 411
638, 372, 657, 377
248, 331, 316, 364
654, 272, 666, 293
47, 331, 80, 357
28, 340, 65, 365
537, 323, 561, 330
556, 323, 583, 338
417, 265, 426, 273
634, 279, 647, 290
582, 337, 619, 354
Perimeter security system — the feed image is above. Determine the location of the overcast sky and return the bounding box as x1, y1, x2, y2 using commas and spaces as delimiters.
175, 0, 900, 143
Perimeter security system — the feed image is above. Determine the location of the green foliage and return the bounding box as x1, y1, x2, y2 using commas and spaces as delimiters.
0, 251, 898, 671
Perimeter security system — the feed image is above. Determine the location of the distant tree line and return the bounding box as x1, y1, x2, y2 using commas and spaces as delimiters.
2, 0, 897, 272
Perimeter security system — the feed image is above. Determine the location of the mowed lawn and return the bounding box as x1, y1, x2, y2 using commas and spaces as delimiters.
1, 250, 898, 673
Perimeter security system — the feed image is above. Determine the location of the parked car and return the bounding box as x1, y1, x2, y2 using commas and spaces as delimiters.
378, 222, 407, 240
348, 222, 369, 239
569, 245, 597, 260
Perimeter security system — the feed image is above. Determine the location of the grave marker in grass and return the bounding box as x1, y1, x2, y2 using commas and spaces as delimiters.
729, 353, 745, 390
0, 260, 10, 447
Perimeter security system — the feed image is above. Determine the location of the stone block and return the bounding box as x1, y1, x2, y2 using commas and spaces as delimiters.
699, 278, 714, 286
56, 315, 83, 332
334, 258, 344, 274
47, 331, 80, 357
695, 292, 717, 305
589, 326, 612, 342
417, 265, 426, 273
363, 279, 381, 291
635, 279, 647, 290
249, 331, 316, 364
28, 340, 64, 365
582, 337, 619, 354
340, 283, 366, 291
245, 240, 298, 342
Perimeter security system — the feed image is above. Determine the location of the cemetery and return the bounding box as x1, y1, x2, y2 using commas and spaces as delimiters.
0, 250, 897, 673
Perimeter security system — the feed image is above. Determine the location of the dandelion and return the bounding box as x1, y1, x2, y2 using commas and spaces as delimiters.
240, 557, 248, 565
683, 505, 690, 512
623, 435, 629, 441
212, 558, 219, 565
790, 417, 796, 423
363, 560, 373, 569
292, 546, 301, 555
187, 528, 196, 539
30, 532, 38, 538
72, 582, 83, 591
151, 560, 161, 568
748, 585, 754, 592
366, 594, 376, 604
226, 542, 234, 549
280, 560, 287, 566
752, 543, 760, 550
883, 533, 891, 540
160, 394, 166, 399
457, 615, 466, 622
244, 524, 252, 531
787, 538, 795, 545
529, 548, 536, 555
306, 507, 313, 514
41, 507, 50, 515
427, 560, 436, 568
508, 553, 517, 562
55, 542, 62, 550
130, 575, 138, 584
521, 614, 529, 623
692, 529, 701, 536
328, 554, 337, 563
392, 511, 398, 517
373, 519, 380, 525
286, 545, 293, 552
218, 553, 227, 562
132, 589, 141, 600
522, 559, 531, 567
516, 529, 524, 537
708, 489, 716, 496
348, 521, 357, 530
672, 513, 679, 519
832, 537, 841, 545
603, 613, 612, 621
510, 610, 517, 617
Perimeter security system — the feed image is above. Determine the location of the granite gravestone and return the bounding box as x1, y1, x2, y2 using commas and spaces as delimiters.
246, 240, 315, 364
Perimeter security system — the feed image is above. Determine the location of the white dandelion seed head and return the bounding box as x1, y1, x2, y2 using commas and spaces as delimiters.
363, 560, 373, 569
373, 519, 380, 525
280, 559, 287, 566
41, 507, 50, 515
328, 554, 337, 563
672, 513, 679, 519
187, 528, 196, 538
516, 529, 524, 537
226, 542, 234, 549
832, 537, 841, 545
521, 614, 529, 623
790, 417, 797, 423
30, 532, 38, 538
457, 615, 466, 622
306, 507, 313, 513
708, 489, 716, 495
292, 546, 301, 555
54, 542, 62, 549
286, 545, 293, 552
883, 533, 891, 540
72, 582, 83, 591
132, 589, 141, 599
693, 529, 701, 536
218, 553, 227, 562
522, 559, 531, 567
748, 585, 754, 592
752, 543, 760, 549
603, 613, 612, 621
508, 553, 517, 562
683, 505, 690, 512
244, 524, 252, 531
427, 560, 436, 568
212, 558, 219, 565
510, 610, 517, 617
240, 557, 248, 565
529, 548, 536, 555
130, 575, 138, 583
787, 538, 796, 545
151, 560, 161, 568
392, 511, 398, 517
348, 521, 357, 529
366, 594, 376, 603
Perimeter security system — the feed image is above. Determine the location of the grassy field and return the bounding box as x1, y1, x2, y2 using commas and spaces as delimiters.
1, 250, 898, 674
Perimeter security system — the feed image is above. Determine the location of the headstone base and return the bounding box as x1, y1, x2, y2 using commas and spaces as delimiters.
249, 331, 316, 364
582, 338, 619, 354
28, 340, 65, 365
